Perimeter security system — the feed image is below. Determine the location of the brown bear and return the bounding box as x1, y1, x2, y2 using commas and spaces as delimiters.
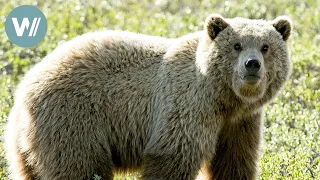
5, 14, 292, 180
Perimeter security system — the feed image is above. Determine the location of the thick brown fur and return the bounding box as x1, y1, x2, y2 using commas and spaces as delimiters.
5, 14, 292, 180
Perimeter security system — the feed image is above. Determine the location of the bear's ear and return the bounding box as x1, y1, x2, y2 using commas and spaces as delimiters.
270, 16, 293, 41
205, 14, 229, 40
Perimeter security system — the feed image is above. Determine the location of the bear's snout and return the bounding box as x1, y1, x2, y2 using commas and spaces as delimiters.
245, 58, 261, 73
242, 58, 262, 84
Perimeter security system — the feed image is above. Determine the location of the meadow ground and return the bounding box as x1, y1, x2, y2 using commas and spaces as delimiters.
0, 0, 319, 179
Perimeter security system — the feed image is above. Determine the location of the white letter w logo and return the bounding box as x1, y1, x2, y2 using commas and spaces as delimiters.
12, 17, 41, 37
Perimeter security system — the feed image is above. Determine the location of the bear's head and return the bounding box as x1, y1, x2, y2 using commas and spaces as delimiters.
196, 14, 292, 103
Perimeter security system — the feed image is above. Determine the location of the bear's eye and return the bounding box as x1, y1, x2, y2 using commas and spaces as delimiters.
261, 44, 269, 53
234, 43, 242, 51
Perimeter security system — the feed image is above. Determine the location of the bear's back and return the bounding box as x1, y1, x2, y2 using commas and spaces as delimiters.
15, 31, 172, 105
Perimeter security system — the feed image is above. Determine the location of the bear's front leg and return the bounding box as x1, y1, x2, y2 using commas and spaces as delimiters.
142, 122, 213, 180
142, 152, 201, 180
210, 111, 262, 180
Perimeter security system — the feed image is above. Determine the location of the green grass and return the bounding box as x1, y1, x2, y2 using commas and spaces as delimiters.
1, 0, 319, 179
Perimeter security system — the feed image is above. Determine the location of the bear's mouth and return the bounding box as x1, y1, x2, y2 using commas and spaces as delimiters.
241, 74, 261, 85
233, 74, 267, 102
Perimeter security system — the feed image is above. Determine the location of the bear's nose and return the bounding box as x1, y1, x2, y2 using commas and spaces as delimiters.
245, 58, 261, 73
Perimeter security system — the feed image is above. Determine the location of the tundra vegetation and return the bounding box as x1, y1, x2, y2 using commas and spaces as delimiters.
0, 0, 319, 179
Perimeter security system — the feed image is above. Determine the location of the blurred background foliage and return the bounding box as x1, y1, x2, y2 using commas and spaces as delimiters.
0, 0, 319, 179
